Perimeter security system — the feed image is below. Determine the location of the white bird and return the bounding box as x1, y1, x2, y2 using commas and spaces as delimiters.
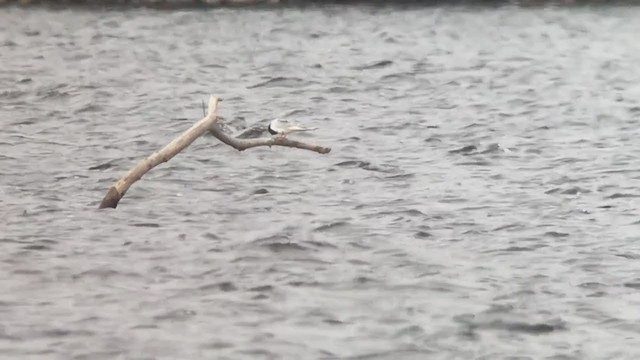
267, 118, 318, 137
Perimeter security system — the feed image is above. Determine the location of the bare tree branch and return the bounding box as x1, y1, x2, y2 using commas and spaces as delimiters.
209, 125, 331, 154
98, 96, 331, 209
98, 96, 221, 209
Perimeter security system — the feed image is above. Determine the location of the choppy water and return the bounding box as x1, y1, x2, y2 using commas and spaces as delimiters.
2, 3, 640, 359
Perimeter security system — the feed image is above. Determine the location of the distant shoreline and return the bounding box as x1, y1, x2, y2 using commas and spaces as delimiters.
2, 0, 639, 10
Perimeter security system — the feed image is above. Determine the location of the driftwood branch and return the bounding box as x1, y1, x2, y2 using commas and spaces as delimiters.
209, 125, 331, 154
98, 96, 221, 209
98, 95, 331, 209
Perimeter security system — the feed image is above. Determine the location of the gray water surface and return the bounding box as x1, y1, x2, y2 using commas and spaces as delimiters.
2, 4, 640, 359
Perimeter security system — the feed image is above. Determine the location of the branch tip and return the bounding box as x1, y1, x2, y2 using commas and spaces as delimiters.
207, 95, 219, 118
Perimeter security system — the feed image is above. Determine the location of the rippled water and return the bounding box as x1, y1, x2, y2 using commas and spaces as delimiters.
2, 3, 640, 359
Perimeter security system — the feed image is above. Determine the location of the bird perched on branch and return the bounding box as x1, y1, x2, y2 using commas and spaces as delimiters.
268, 118, 317, 138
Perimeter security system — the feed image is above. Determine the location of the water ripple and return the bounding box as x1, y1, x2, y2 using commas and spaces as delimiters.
2, 4, 640, 360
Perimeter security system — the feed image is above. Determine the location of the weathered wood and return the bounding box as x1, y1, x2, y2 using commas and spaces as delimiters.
98, 96, 220, 209
209, 125, 331, 154
98, 95, 331, 209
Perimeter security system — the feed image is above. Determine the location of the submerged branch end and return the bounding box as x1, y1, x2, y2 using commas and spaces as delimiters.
98, 186, 122, 209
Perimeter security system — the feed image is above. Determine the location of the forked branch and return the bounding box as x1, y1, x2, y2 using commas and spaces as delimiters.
98, 95, 331, 209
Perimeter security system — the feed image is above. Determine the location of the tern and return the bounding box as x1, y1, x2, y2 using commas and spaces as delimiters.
267, 118, 317, 138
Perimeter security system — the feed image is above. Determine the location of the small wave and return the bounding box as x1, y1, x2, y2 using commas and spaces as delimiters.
343, 349, 434, 359
130, 223, 161, 228
383, 173, 414, 180
624, 282, 640, 289
203, 63, 226, 69
72, 268, 141, 280
544, 231, 569, 238
263, 242, 308, 252
21, 244, 52, 251
247, 77, 306, 89
88, 161, 117, 171
249, 285, 274, 292
352, 60, 393, 70
458, 316, 567, 336
456, 160, 491, 166
0, 90, 26, 99
483, 320, 566, 334
38, 328, 94, 338
198, 282, 237, 292
449, 145, 477, 154
153, 308, 197, 321
313, 221, 350, 232
492, 223, 524, 232
201, 233, 220, 240
328, 86, 355, 93
414, 231, 432, 239
371, 209, 427, 218
608, 193, 640, 199
501, 246, 534, 252
36, 85, 72, 99
333, 160, 399, 173
561, 187, 590, 195
615, 253, 640, 260
250, 233, 310, 254
479, 143, 512, 154
287, 280, 322, 287
380, 72, 413, 82
75, 103, 103, 114
304, 240, 338, 249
